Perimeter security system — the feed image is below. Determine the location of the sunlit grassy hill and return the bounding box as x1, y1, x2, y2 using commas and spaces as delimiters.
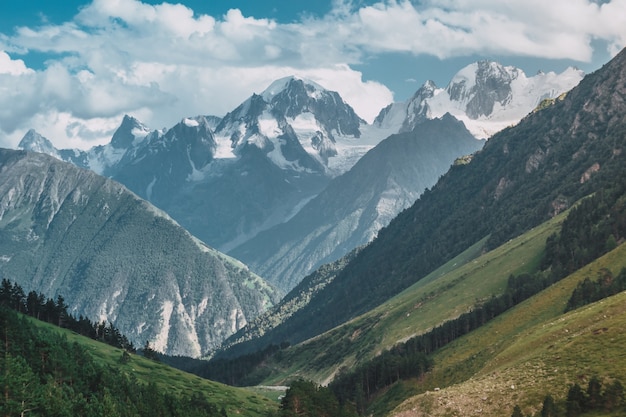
387, 241, 626, 417
25, 317, 279, 417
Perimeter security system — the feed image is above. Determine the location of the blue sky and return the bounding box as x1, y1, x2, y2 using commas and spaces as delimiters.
0, 0, 624, 148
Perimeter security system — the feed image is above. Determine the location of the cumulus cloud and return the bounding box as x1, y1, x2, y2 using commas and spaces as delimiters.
320, 0, 626, 61
0, 0, 624, 149
0, 51, 34, 75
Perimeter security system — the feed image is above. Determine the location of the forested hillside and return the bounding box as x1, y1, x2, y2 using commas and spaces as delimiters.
0, 305, 279, 416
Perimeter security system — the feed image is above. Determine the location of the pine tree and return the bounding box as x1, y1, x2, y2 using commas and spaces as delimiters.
0, 353, 42, 416
566, 383, 585, 417
603, 380, 624, 411
511, 404, 524, 417
586, 376, 603, 410
541, 394, 558, 417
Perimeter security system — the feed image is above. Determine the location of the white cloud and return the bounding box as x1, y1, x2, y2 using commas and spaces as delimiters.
0, 51, 34, 75
0, 0, 624, 149
318, 0, 626, 61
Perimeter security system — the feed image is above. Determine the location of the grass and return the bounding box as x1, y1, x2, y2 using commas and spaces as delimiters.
386, 241, 626, 417
27, 318, 278, 417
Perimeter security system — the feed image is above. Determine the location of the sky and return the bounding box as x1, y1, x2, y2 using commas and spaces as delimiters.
0, 0, 624, 149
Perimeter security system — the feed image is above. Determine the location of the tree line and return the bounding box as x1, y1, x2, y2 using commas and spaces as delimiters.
329, 346, 432, 414
268, 379, 358, 417
0, 278, 135, 352
565, 267, 626, 312
511, 376, 625, 416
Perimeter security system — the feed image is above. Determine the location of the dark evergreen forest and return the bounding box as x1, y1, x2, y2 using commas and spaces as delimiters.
0, 279, 135, 352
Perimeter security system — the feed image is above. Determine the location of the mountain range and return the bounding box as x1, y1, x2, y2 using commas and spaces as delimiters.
18, 62, 582, 292
375, 61, 584, 138
217, 48, 626, 362
230, 114, 484, 290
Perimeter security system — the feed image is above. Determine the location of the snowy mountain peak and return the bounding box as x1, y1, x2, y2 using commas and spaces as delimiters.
444, 61, 522, 119
261, 76, 326, 102
448, 61, 520, 94
214, 76, 372, 176
375, 60, 584, 139
110, 114, 152, 149
18, 129, 60, 157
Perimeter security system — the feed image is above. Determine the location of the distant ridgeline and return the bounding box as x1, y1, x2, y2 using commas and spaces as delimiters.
0, 279, 135, 352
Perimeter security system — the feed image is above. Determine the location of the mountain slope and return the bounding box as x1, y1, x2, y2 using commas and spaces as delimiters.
222, 47, 626, 353
389, 242, 626, 417
211, 174, 626, 416
0, 149, 278, 357
231, 114, 484, 291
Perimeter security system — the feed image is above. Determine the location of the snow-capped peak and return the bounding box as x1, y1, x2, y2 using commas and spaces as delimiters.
18, 129, 60, 158
374, 60, 584, 139
110, 115, 152, 149
183, 117, 200, 127
260, 76, 326, 101
213, 75, 376, 177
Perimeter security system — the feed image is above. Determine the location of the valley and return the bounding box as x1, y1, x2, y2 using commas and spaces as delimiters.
2, 38, 625, 417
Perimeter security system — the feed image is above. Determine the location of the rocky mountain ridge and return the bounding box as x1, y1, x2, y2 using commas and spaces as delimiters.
0, 149, 279, 357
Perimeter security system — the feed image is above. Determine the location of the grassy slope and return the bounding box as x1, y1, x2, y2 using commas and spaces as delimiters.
387, 242, 626, 417
27, 318, 279, 417
258, 210, 566, 386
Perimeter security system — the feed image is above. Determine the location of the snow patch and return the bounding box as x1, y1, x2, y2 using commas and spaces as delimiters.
213, 132, 238, 159
449, 62, 479, 93
146, 176, 157, 201
186, 148, 207, 182
261, 76, 326, 101
152, 300, 173, 353
326, 123, 392, 176
183, 117, 200, 127
258, 110, 281, 137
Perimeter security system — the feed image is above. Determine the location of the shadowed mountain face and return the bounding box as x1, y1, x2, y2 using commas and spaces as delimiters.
0, 149, 279, 357
222, 48, 626, 352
